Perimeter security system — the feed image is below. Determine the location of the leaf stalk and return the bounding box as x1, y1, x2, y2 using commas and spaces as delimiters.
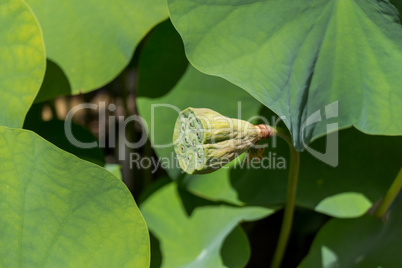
374, 168, 402, 219
270, 128, 300, 268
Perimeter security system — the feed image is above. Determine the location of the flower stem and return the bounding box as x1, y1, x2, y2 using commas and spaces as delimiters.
374, 168, 402, 219
271, 128, 300, 268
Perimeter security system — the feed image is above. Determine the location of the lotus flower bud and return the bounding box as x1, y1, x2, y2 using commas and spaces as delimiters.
173, 107, 274, 174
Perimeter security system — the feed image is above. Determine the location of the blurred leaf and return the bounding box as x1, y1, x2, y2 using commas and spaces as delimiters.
137, 65, 263, 179
26, 0, 168, 96
138, 176, 172, 205
296, 129, 401, 213
138, 19, 188, 98
24, 115, 105, 166
168, 0, 402, 150
140, 182, 274, 268
0, 127, 149, 266
150, 232, 163, 268
299, 201, 402, 267
314, 193, 372, 218
149, 225, 250, 268
104, 164, 122, 180
34, 60, 71, 103
390, 0, 402, 21
183, 128, 402, 218
220, 226, 251, 268
0, 0, 45, 127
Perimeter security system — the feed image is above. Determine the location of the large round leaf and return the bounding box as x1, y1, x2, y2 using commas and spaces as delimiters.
168, 0, 402, 150
0, 127, 149, 266
299, 201, 402, 267
140, 182, 274, 268
26, 0, 168, 95
0, 0, 46, 127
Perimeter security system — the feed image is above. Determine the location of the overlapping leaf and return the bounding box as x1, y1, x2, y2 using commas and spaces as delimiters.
0, 0, 46, 127
168, 0, 402, 150
300, 201, 402, 267
26, 0, 168, 96
0, 127, 149, 266
140, 182, 274, 268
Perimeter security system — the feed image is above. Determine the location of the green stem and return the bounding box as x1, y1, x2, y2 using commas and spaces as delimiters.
374, 168, 402, 219
271, 128, 300, 268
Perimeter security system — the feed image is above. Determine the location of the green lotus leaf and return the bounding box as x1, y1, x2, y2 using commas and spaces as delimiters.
140, 182, 275, 268
300, 201, 402, 267
220, 226, 251, 268
168, 0, 402, 150
0, 127, 149, 266
314, 192, 372, 218
0, 0, 46, 128
148, 217, 251, 268
26, 0, 168, 95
